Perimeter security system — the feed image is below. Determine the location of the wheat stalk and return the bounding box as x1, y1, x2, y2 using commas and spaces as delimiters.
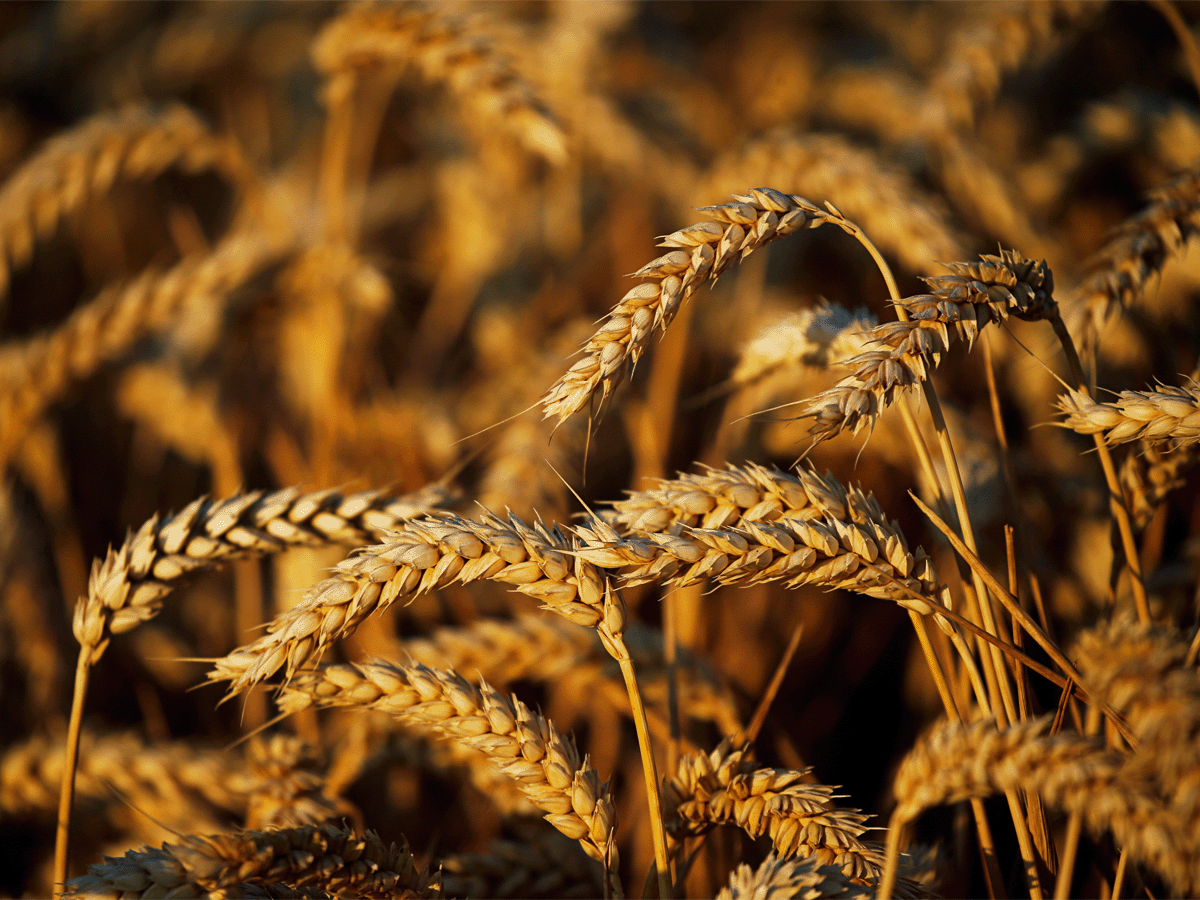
0, 104, 255, 302
63, 823, 440, 899
1057, 381, 1200, 447
276, 659, 622, 895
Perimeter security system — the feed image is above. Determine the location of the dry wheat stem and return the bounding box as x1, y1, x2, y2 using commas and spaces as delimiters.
800, 249, 1056, 442
1058, 381, 1200, 447
63, 823, 440, 899
0, 104, 255, 302
311, 1, 566, 164
275, 659, 623, 896
0, 231, 285, 468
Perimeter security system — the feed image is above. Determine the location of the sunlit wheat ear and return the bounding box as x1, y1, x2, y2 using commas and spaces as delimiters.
240, 734, 350, 831
799, 249, 1055, 442
700, 132, 964, 273
311, 1, 566, 164
209, 508, 621, 697
73, 483, 453, 667
541, 187, 844, 426
0, 232, 289, 468
0, 104, 255, 303
716, 851, 872, 900
889, 715, 1198, 896
1070, 169, 1200, 344
276, 660, 623, 896
663, 740, 890, 884
63, 823, 440, 899
1057, 381, 1200, 447
583, 461, 946, 617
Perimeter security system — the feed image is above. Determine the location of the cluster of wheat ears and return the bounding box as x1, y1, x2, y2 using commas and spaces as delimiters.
5, 1, 1200, 898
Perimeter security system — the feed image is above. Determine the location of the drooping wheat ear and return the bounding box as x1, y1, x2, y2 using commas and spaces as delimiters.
662, 740, 888, 885
585, 462, 946, 616
800, 249, 1056, 442
891, 716, 1198, 895
0, 104, 255, 302
74, 483, 454, 667
541, 187, 839, 426
699, 133, 965, 273
1071, 169, 1200, 341
728, 303, 878, 394
2, 730, 245, 824
1056, 381, 1200, 447
927, 1, 1099, 136
63, 824, 440, 899
276, 660, 622, 895
716, 852, 872, 900
1073, 619, 1200, 807
1119, 439, 1198, 528
0, 232, 286, 466
440, 831, 605, 899
239, 735, 351, 831
311, 1, 566, 164
210, 509, 624, 697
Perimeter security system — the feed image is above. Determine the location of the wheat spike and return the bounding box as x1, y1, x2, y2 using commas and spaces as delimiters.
209, 509, 625, 697
800, 249, 1055, 441
73, 483, 453, 666
892, 716, 1198, 894
583, 462, 945, 615
1057, 381, 1200, 447
239, 735, 350, 831
311, 1, 566, 164
0, 232, 286, 466
0, 104, 254, 302
63, 823, 440, 899
663, 740, 887, 884
440, 832, 605, 899
716, 851, 872, 900
276, 659, 622, 894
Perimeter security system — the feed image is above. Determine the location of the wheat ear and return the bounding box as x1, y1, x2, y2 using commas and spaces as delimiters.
0, 232, 285, 467
0, 104, 254, 302
440, 832, 606, 899
311, 1, 566, 164
63, 823, 440, 899
717, 851, 872, 900
1057, 381, 1200, 447
799, 249, 1056, 442
277, 660, 623, 896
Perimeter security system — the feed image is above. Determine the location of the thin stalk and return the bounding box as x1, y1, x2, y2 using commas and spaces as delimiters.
1148, 0, 1200, 103
612, 636, 672, 899
318, 72, 355, 246
1051, 315, 1150, 623
1054, 704, 1101, 899
1111, 848, 1129, 899
54, 652, 90, 896
745, 620, 804, 743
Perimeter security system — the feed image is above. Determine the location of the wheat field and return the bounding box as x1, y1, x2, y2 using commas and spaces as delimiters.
3, 1, 1200, 898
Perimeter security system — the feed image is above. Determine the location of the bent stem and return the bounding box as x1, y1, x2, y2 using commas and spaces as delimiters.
54, 651, 90, 896
611, 634, 672, 899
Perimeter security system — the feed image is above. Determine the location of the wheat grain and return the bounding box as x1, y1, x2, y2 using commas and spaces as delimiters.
275, 659, 622, 894
73, 483, 452, 667
0, 232, 286, 466
1057, 381, 1200, 447
209, 509, 624, 697
63, 823, 440, 899
0, 104, 254, 302
1118, 439, 1197, 528
311, 2, 566, 165
716, 852, 872, 900
800, 249, 1055, 441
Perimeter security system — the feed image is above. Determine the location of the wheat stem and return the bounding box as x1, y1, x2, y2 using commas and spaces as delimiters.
53, 653, 89, 897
